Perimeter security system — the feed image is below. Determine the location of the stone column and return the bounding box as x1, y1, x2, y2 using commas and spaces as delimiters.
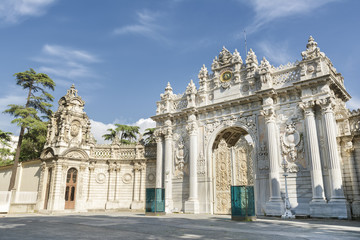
105, 162, 116, 209
36, 162, 48, 211
342, 138, 360, 217
114, 163, 121, 201
87, 162, 95, 202
164, 120, 174, 212
300, 101, 326, 201
155, 131, 163, 189
261, 105, 284, 215
51, 161, 66, 211
299, 100, 327, 217
131, 162, 144, 210
317, 97, 348, 218
184, 114, 200, 213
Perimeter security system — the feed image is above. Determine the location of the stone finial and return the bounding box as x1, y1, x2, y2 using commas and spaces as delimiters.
260, 57, 270, 69
306, 36, 318, 51
67, 84, 78, 97
232, 49, 243, 64
198, 64, 208, 80
301, 35, 324, 60
246, 48, 258, 67
165, 82, 173, 93
186, 79, 197, 95
218, 46, 232, 66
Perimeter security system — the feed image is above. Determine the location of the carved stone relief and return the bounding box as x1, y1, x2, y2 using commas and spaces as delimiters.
281, 120, 305, 172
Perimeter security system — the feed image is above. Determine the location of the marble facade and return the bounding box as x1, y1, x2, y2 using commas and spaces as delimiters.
152, 37, 360, 219
3, 36, 358, 219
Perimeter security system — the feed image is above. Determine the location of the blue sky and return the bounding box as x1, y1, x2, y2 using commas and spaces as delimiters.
0, 0, 359, 143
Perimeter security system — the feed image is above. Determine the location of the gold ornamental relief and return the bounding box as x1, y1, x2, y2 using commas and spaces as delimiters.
213, 137, 254, 214
214, 139, 231, 214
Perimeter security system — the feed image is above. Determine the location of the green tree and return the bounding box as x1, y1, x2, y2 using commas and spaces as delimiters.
19, 124, 48, 161
102, 128, 117, 141
4, 68, 55, 191
102, 124, 140, 144
143, 128, 155, 145
0, 130, 13, 166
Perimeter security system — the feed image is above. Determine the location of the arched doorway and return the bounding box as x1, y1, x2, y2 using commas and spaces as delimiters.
65, 168, 77, 209
212, 127, 254, 214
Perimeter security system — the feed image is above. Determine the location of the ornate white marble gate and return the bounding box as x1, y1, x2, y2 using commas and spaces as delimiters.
153, 37, 356, 218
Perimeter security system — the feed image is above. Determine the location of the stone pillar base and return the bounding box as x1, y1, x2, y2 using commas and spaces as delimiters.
328, 200, 350, 219
309, 201, 327, 218
165, 199, 173, 213
184, 199, 200, 214
352, 201, 360, 218
265, 200, 284, 216
105, 201, 120, 210
130, 201, 144, 210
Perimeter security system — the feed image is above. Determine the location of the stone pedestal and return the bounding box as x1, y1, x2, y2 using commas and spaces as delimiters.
265, 200, 284, 216
184, 199, 200, 214
130, 201, 144, 210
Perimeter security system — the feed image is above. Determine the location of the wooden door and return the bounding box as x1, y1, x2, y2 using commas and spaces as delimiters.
65, 168, 77, 209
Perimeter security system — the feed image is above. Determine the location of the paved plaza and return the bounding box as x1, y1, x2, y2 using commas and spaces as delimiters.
0, 212, 359, 240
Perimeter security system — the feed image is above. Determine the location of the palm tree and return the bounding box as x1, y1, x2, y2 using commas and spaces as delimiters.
143, 128, 155, 145
102, 128, 117, 141
102, 124, 140, 144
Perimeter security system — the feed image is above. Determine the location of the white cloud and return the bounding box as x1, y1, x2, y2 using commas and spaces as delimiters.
114, 9, 169, 43
89, 118, 156, 144
242, 0, 338, 34
33, 44, 100, 81
0, 0, 56, 24
347, 96, 360, 110
257, 41, 293, 66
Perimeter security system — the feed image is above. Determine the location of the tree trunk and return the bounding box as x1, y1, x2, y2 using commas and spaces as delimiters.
8, 126, 25, 191
8, 85, 32, 191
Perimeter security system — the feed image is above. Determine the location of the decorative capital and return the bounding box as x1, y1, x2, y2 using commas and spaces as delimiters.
260, 107, 276, 123
89, 162, 95, 171
186, 121, 198, 135
108, 162, 116, 172
298, 100, 315, 116
316, 97, 335, 114
133, 162, 145, 172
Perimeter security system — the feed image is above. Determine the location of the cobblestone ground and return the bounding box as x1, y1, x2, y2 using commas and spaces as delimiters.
0, 212, 359, 240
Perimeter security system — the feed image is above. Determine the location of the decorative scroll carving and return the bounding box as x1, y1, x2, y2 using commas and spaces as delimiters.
214, 139, 231, 214
234, 137, 254, 186
281, 121, 304, 172
218, 46, 232, 66
258, 143, 269, 173
213, 137, 254, 214
197, 151, 206, 176
174, 141, 188, 179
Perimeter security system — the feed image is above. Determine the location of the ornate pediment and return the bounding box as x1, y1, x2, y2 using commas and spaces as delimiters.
62, 148, 89, 160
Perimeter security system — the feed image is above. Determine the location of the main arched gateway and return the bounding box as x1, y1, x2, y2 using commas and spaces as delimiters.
210, 126, 255, 215
152, 37, 354, 218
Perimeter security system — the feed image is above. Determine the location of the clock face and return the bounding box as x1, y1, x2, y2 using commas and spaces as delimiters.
220, 71, 232, 82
